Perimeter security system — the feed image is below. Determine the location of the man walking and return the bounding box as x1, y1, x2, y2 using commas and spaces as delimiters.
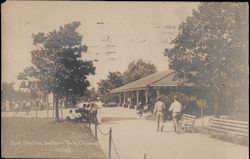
153, 97, 165, 132
169, 95, 182, 134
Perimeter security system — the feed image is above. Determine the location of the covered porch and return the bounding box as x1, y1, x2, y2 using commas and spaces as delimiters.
110, 71, 195, 110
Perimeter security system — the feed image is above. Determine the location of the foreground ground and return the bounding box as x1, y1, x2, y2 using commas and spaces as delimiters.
91, 107, 249, 159
1, 117, 106, 159
1, 107, 249, 159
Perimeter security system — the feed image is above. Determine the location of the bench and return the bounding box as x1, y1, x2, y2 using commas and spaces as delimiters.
179, 114, 197, 132
208, 118, 249, 145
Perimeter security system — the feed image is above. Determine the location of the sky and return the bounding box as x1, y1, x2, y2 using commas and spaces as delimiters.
2, 1, 199, 89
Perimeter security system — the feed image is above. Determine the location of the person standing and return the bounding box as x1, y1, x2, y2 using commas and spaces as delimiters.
136, 102, 143, 117
95, 97, 103, 124
5, 100, 10, 112
14, 102, 20, 115
169, 95, 182, 134
25, 101, 31, 115
153, 97, 165, 132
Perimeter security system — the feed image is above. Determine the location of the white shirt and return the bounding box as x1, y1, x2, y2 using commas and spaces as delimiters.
69, 113, 77, 120
96, 101, 103, 109
169, 100, 182, 113
75, 112, 81, 118
153, 101, 165, 114
15, 103, 19, 109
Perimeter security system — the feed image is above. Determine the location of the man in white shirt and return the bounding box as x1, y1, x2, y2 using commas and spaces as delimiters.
66, 110, 77, 122
95, 97, 103, 124
169, 95, 182, 133
153, 97, 165, 132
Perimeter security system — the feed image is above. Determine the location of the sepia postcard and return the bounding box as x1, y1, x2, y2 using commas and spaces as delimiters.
1, 1, 249, 159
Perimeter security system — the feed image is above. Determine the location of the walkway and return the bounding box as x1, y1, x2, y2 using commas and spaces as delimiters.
91, 107, 249, 159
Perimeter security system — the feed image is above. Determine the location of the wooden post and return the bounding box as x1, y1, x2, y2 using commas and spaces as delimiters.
201, 106, 204, 135
88, 112, 91, 128
136, 90, 140, 106
145, 89, 149, 104
156, 89, 160, 98
108, 128, 112, 159
95, 122, 98, 140
61, 106, 63, 119
119, 93, 122, 107
123, 93, 126, 107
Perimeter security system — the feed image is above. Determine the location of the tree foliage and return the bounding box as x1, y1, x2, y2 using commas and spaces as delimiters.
97, 71, 123, 95
123, 59, 157, 84
2, 82, 29, 102
18, 21, 95, 98
18, 22, 95, 119
164, 3, 248, 118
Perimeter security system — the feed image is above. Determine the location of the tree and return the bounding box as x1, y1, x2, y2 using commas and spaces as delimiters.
97, 71, 123, 95
2, 82, 29, 103
18, 22, 95, 120
85, 87, 98, 101
123, 59, 157, 84
164, 3, 248, 119
97, 71, 123, 104
2, 82, 16, 101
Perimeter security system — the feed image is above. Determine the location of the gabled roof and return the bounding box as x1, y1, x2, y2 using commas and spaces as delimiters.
110, 70, 178, 94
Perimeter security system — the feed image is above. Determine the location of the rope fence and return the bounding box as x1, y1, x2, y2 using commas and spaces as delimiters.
93, 121, 122, 159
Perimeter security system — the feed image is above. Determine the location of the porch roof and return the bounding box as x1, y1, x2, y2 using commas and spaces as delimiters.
110, 70, 179, 94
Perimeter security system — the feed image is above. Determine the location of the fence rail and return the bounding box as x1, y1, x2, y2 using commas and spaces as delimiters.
1, 107, 75, 119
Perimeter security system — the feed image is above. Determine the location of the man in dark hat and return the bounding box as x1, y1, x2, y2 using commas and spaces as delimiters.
153, 96, 166, 132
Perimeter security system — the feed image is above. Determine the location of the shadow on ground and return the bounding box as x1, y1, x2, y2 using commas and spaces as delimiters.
102, 117, 137, 122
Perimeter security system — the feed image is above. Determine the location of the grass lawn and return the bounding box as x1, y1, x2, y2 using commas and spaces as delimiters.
1, 117, 106, 159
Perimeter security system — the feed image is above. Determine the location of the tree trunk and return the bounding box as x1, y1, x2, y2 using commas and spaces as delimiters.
214, 96, 220, 118
55, 96, 60, 121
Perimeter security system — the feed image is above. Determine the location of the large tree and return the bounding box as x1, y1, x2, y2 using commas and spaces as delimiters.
18, 21, 95, 120
164, 3, 248, 118
123, 59, 157, 84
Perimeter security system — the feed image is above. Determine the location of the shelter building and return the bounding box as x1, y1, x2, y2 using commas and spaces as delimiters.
110, 70, 195, 109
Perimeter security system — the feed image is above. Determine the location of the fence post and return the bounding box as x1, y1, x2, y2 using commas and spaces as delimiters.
61, 107, 63, 119
47, 109, 49, 118
109, 128, 112, 159
88, 112, 91, 128
36, 109, 38, 118
95, 121, 98, 140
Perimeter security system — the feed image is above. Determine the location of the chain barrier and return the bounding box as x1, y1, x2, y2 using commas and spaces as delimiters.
97, 125, 110, 136
94, 122, 121, 159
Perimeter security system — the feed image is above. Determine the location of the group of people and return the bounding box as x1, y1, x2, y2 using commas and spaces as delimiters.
153, 95, 183, 134
66, 97, 103, 124
3, 100, 32, 115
